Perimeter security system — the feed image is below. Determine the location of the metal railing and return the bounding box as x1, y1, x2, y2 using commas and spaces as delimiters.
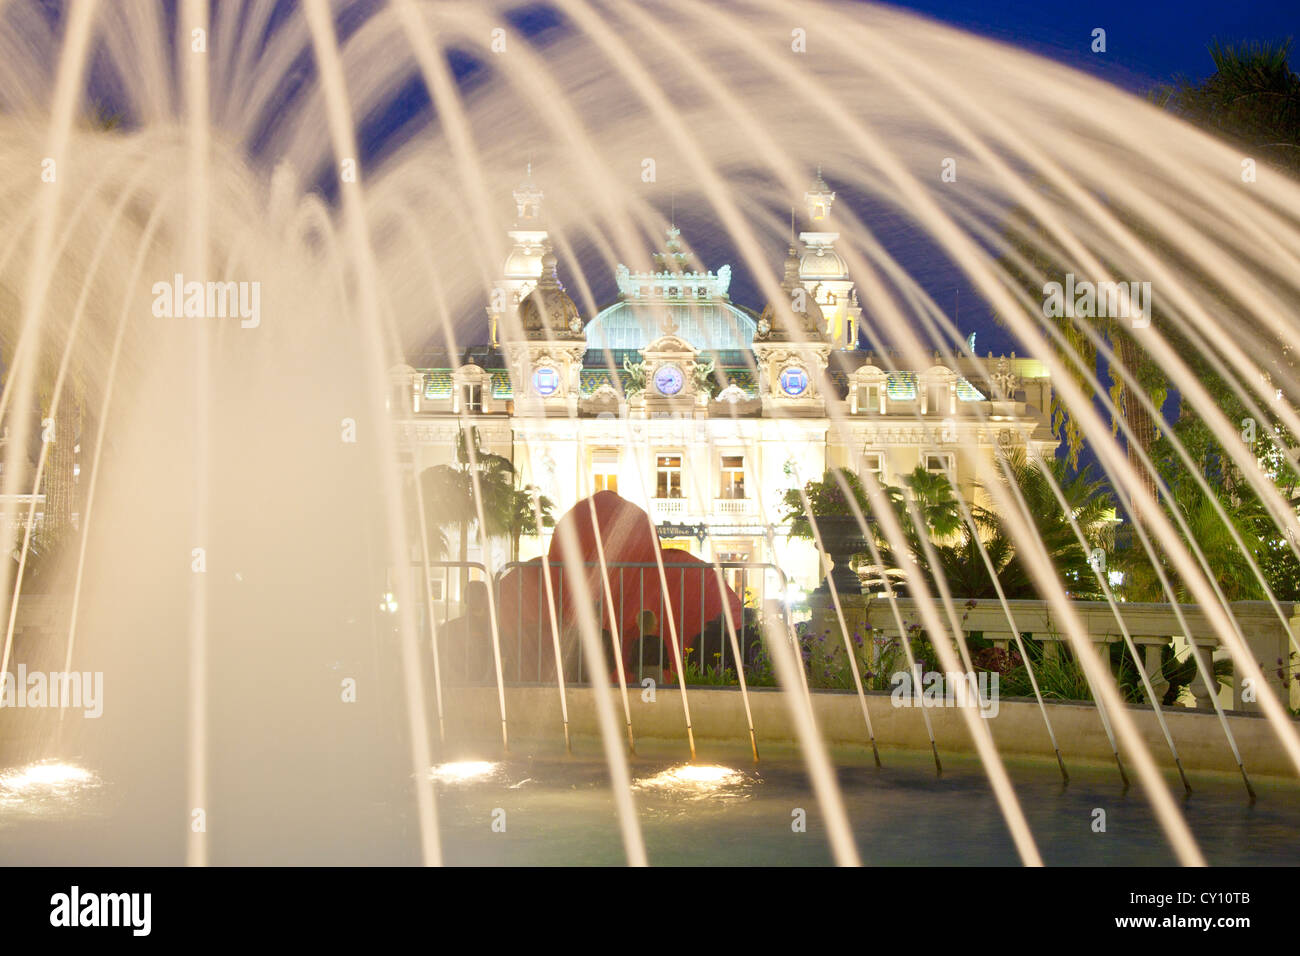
486, 560, 791, 685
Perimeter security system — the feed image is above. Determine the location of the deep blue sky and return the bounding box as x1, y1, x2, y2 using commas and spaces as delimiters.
83, 0, 1290, 357
492, 0, 1299, 357
812, 0, 1298, 356
852, 0, 1294, 474
880, 0, 1296, 93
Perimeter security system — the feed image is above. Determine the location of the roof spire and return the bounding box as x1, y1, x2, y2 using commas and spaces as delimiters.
805, 167, 835, 222
537, 239, 560, 289
513, 163, 543, 223
782, 244, 802, 288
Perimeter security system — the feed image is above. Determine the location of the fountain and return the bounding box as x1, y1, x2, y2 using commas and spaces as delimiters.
0, 0, 1297, 868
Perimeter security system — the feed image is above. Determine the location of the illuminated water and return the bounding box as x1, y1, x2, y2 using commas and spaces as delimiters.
3, 742, 1297, 866
1, 0, 1299, 865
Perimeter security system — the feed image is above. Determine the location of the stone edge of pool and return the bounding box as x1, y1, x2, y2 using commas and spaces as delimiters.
443, 684, 1300, 778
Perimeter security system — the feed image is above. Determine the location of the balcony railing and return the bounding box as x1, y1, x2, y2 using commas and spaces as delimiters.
713, 497, 755, 516
819, 595, 1298, 714
651, 497, 686, 520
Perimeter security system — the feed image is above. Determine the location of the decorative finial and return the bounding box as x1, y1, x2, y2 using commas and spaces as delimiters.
538, 240, 560, 288
513, 163, 543, 221
783, 245, 801, 286
654, 224, 691, 273
806, 168, 835, 222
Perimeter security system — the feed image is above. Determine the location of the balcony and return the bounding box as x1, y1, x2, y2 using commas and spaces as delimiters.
651, 497, 687, 521
712, 497, 756, 517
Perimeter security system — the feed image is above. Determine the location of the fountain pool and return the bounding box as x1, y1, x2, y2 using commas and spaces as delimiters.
3, 741, 1298, 866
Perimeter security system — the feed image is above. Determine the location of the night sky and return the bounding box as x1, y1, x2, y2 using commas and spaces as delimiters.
836, 0, 1297, 355
881, 0, 1296, 93
80, 0, 1296, 356
473, 1, 1299, 357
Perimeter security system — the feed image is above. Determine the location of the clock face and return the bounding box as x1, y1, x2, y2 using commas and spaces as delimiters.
779, 365, 809, 396
533, 366, 560, 397
654, 363, 685, 396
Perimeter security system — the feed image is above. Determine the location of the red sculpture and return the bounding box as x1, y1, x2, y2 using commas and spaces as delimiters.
496, 491, 743, 683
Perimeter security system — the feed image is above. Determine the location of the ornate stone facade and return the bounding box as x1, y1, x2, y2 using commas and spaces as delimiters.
397, 171, 1059, 597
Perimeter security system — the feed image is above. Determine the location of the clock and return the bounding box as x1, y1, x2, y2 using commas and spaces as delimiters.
533, 366, 560, 397
779, 366, 809, 397
653, 363, 685, 396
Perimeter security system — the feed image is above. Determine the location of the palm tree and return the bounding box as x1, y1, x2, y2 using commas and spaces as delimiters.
992, 454, 1117, 599
1123, 419, 1298, 601
419, 427, 515, 600
1157, 39, 1300, 177
995, 203, 1167, 507
1152, 39, 1300, 599
874, 457, 1115, 600
872, 465, 981, 596
506, 485, 555, 562
1117, 478, 1268, 602
997, 41, 1299, 488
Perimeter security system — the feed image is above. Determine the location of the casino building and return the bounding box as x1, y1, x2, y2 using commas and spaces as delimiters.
393, 171, 1057, 602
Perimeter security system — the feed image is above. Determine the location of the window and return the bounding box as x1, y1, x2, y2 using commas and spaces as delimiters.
779, 366, 809, 396
716, 545, 752, 597
924, 452, 955, 476
859, 384, 881, 413
460, 384, 483, 414
719, 455, 745, 499
532, 366, 560, 397
862, 452, 885, 487
926, 382, 948, 415
656, 454, 683, 499
592, 450, 618, 494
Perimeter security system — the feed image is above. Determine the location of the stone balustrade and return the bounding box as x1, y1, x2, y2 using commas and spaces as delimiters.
808, 594, 1299, 713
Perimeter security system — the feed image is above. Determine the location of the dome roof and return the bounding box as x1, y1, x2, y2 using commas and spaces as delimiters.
517, 246, 583, 339
799, 245, 848, 279
758, 246, 825, 341
503, 236, 545, 279
585, 298, 756, 351
587, 233, 752, 351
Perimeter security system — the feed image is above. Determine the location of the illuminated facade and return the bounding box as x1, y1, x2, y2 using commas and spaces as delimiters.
396, 173, 1058, 598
